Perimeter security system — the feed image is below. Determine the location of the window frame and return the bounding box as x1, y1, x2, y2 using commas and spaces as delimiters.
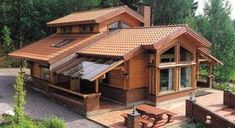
179, 66, 193, 90
159, 67, 176, 94
40, 65, 50, 81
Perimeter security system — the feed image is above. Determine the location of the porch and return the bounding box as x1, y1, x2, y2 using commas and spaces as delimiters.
25, 75, 125, 117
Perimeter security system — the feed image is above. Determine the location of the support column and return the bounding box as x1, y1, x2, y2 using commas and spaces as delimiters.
95, 79, 99, 93
70, 77, 80, 91
207, 65, 213, 88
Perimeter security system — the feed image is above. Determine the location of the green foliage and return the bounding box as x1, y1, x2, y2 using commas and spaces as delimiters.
13, 71, 26, 125
11, 118, 37, 128
150, 0, 197, 25
178, 122, 205, 128
204, 0, 235, 82
186, 0, 235, 82
233, 19, 235, 29
39, 116, 66, 128
214, 82, 229, 91
1, 26, 12, 53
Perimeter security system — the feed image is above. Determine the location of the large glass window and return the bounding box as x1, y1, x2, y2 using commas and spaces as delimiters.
160, 68, 174, 92
180, 46, 193, 61
180, 67, 192, 88
160, 46, 175, 63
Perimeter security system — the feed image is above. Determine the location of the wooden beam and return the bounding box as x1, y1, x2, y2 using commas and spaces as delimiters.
48, 83, 88, 98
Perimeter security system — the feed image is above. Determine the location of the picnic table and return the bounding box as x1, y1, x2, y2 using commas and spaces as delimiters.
136, 104, 176, 126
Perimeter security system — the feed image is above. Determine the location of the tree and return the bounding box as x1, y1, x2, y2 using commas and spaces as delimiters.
233, 19, 235, 29
13, 69, 26, 125
203, 0, 235, 82
1, 26, 12, 53
150, 0, 197, 25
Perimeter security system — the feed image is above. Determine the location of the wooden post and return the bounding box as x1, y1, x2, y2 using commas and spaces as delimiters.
207, 65, 213, 88
175, 43, 180, 91
155, 52, 160, 95
95, 79, 99, 93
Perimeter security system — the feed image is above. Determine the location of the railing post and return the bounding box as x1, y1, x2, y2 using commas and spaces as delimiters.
127, 106, 140, 128
186, 93, 196, 122
224, 90, 231, 106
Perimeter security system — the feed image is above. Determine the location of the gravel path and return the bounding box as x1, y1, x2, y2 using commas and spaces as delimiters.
0, 68, 103, 128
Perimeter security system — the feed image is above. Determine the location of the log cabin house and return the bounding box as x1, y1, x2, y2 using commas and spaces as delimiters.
9, 6, 222, 116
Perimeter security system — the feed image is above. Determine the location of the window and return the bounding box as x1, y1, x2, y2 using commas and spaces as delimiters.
108, 22, 119, 32
51, 39, 75, 47
79, 24, 94, 33
180, 66, 192, 88
61, 26, 72, 33
108, 21, 130, 32
180, 46, 193, 61
160, 46, 175, 63
40, 66, 50, 81
160, 68, 174, 92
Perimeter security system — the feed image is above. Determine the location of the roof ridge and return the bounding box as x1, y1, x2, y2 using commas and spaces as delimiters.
123, 24, 188, 29
72, 5, 127, 14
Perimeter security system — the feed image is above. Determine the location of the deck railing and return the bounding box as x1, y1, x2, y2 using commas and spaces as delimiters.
186, 99, 235, 128
224, 90, 235, 108
24, 74, 101, 116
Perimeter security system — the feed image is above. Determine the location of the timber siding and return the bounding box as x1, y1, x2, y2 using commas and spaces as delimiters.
128, 51, 148, 90
108, 69, 125, 89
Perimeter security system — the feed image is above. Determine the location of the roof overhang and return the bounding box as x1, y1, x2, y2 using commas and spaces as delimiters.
153, 27, 211, 49
47, 6, 144, 27
198, 48, 223, 65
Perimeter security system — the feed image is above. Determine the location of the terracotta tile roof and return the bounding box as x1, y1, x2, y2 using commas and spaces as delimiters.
9, 33, 102, 63
47, 6, 144, 26
78, 25, 185, 57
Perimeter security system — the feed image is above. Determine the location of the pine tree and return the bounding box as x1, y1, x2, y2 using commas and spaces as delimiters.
204, 0, 235, 82
1, 26, 12, 53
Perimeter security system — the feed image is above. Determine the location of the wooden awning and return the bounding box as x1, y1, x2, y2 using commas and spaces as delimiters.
53, 57, 124, 81
198, 48, 223, 65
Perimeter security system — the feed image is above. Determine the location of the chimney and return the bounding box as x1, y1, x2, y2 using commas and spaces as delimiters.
140, 6, 151, 27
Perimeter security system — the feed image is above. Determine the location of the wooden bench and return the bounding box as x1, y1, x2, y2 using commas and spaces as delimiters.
121, 113, 152, 128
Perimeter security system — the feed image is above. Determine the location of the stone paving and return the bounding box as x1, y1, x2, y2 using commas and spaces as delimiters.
88, 89, 228, 128
0, 68, 103, 128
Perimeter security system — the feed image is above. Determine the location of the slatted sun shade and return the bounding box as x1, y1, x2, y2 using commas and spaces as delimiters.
55, 57, 124, 81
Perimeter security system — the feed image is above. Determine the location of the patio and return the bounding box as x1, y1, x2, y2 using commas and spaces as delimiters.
88, 88, 226, 128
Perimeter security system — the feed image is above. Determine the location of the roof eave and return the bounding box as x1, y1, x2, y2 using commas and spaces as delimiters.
8, 53, 49, 64
47, 20, 97, 27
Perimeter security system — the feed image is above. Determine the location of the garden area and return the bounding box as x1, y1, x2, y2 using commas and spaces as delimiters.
0, 69, 66, 128
0, 115, 65, 128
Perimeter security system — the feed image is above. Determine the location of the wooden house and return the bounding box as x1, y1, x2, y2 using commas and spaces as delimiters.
9, 6, 222, 116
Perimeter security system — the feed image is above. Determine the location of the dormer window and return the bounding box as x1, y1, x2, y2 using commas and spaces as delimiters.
108, 21, 130, 32
61, 26, 72, 33
79, 24, 94, 33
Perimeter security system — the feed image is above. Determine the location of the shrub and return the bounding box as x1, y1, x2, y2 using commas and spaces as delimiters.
40, 116, 66, 128
213, 83, 229, 91
11, 118, 37, 128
